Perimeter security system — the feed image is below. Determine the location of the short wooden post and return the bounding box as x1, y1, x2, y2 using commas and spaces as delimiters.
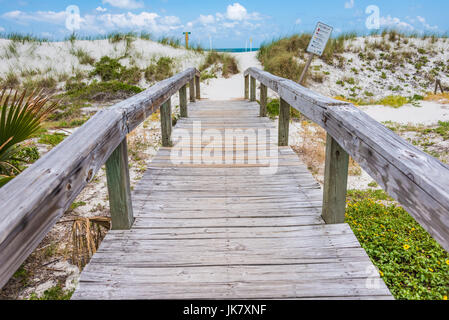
260, 84, 267, 117
106, 139, 134, 230
244, 75, 249, 99
160, 98, 173, 147
195, 75, 201, 100
250, 76, 256, 101
180, 84, 188, 118
278, 98, 290, 146
189, 79, 196, 102
322, 134, 349, 224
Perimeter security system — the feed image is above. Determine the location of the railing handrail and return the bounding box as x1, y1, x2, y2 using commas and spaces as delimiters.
0, 67, 200, 288
245, 67, 449, 253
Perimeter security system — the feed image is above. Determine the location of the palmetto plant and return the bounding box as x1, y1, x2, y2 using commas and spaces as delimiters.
0, 89, 59, 187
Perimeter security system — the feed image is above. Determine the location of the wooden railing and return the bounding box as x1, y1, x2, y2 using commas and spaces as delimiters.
244, 67, 449, 253
0, 68, 201, 289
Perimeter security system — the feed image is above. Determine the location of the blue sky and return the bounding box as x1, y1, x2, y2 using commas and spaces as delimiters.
0, 0, 447, 47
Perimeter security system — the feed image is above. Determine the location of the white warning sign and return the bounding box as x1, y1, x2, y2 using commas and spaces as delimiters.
306, 22, 333, 56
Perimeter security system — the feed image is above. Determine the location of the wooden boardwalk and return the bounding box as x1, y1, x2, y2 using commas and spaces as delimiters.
72, 100, 392, 300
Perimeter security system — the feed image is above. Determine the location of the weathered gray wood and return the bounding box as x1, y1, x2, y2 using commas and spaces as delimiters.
179, 84, 187, 118
189, 79, 195, 102
260, 84, 267, 117
244, 67, 449, 252
322, 134, 349, 224
0, 68, 200, 289
73, 100, 390, 300
278, 98, 290, 146
160, 99, 172, 147
250, 76, 256, 101
105, 139, 134, 230
244, 75, 249, 99
195, 76, 200, 100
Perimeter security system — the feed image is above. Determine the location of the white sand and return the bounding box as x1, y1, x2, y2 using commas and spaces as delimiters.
360, 101, 449, 125
201, 51, 263, 100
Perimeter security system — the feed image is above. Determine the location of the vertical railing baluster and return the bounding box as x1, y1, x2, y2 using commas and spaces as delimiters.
322, 134, 349, 224
250, 76, 256, 102
260, 84, 267, 117
106, 139, 134, 230
244, 75, 249, 99
278, 98, 290, 146
160, 98, 173, 147
180, 84, 188, 118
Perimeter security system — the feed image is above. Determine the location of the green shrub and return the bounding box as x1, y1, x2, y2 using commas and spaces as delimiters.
144, 57, 175, 82
90, 56, 124, 81
265, 99, 301, 119
346, 190, 449, 300
65, 80, 143, 102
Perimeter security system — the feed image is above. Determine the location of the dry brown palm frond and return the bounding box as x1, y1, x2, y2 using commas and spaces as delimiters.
71, 216, 111, 270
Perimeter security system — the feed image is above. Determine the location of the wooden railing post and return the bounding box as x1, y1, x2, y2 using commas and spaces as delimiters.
180, 84, 188, 118
189, 78, 196, 102
160, 98, 173, 147
260, 84, 267, 117
250, 76, 256, 101
322, 134, 349, 224
278, 98, 290, 146
106, 139, 134, 230
195, 75, 201, 100
244, 75, 249, 99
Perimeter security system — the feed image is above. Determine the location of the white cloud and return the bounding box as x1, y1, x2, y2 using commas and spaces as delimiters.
295, 18, 301, 25
102, 0, 144, 9
96, 7, 107, 12
0, 26, 4, 32
226, 3, 247, 21
2, 9, 182, 34
199, 14, 215, 25
416, 16, 438, 30
2, 10, 66, 24
380, 15, 414, 31
345, 0, 354, 9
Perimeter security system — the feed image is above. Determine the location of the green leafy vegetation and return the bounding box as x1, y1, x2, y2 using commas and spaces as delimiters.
38, 133, 66, 146
64, 80, 143, 102
29, 284, 74, 300
265, 98, 301, 119
90, 56, 141, 85
144, 57, 175, 82
346, 189, 449, 300
0, 90, 58, 186
378, 95, 409, 108
200, 51, 239, 78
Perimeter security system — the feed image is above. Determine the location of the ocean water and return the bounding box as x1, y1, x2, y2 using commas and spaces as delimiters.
205, 48, 260, 53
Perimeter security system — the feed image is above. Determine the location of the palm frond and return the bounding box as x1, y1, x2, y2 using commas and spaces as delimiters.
0, 89, 59, 186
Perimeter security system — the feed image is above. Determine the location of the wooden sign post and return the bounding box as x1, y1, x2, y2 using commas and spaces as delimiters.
183, 32, 191, 49
299, 22, 333, 85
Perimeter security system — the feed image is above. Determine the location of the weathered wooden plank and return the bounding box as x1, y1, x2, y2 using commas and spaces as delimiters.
250, 76, 256, 101
0, 68, 200, 289
195, 75, 200, 100
260, 83, 267, 117
322, 134, 349, 224
189, 78, 195, 102
244, 75, 249, 99
160, 99, 172, 147
179, 84, 187, 118
105, 139, 134, 230
245, 67, 449, 252
278, 98, 290, 146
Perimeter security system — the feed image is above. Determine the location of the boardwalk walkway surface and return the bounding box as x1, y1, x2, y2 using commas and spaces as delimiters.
72, 100, 392, 300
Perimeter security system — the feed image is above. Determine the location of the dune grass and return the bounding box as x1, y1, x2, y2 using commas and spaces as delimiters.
200, 51, 239, 78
